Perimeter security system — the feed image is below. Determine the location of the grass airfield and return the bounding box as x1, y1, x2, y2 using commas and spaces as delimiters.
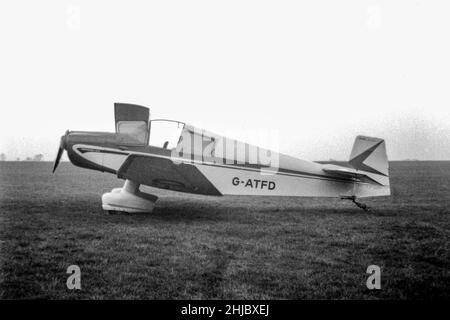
0, 161, 449, 299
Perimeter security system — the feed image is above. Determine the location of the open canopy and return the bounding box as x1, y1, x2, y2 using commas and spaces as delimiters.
114, 103, 150, 145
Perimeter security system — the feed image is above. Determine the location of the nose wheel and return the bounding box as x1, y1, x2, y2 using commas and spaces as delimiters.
102, 180, 158, 213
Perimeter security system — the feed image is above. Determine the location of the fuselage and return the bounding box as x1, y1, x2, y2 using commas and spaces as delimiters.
61, 127, 388, 198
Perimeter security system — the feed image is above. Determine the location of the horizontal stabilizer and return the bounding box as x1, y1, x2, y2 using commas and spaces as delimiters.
322, 164, 384, 185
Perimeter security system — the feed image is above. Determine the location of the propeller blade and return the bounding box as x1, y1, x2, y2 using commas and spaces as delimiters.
52, 131, 69, 173
52, 145, 64, 173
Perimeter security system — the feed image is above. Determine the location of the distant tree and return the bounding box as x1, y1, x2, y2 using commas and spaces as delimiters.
0, 153, 5, 161
25, 157, 32, 161
33, 154, 44, 161
16, 157, 20, 161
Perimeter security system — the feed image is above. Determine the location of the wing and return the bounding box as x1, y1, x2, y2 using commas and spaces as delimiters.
117, 154, 221, 196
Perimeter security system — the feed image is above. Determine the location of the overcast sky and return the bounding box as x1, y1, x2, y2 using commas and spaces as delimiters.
1, 0, 449, 161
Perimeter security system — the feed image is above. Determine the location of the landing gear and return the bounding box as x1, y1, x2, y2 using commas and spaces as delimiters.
341, 196, 369, 212
102, 180, 158, 213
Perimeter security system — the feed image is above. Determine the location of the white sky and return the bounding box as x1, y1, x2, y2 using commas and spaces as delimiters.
1, 0, 449, 161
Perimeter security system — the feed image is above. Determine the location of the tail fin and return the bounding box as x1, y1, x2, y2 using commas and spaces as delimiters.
349, 136, 389, 186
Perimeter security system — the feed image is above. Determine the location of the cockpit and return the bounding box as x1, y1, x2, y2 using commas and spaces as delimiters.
112, 103, 274, 167
148, 119, 185, 149
114, 103, 185, 150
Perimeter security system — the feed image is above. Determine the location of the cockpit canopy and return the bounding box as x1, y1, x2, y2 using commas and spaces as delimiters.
114, 103, 150, 145
114, 103, 185, 148
112, 103, 276, 168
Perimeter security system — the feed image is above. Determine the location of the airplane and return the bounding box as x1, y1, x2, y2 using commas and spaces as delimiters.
52, 103, 390, 213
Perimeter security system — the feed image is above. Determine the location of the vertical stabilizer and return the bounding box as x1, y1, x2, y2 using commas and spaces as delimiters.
349, 136, 389, 187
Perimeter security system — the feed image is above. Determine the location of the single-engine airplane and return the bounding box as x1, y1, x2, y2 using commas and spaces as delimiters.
53, 103, 390, 213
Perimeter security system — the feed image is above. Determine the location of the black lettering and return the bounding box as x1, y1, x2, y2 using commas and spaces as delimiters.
268, 181, 276, 190
232, 177, 240, 186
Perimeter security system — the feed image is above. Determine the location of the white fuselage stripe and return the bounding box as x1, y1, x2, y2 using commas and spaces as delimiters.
72, 144, 369, 185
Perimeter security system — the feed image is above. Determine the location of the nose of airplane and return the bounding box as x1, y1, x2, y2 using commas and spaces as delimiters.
52, 130, 70, 173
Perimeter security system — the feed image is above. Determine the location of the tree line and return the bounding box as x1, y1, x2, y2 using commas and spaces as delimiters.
0, 153, 44, 161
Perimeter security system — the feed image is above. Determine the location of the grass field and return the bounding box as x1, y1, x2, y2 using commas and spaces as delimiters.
0, 161, 449, 299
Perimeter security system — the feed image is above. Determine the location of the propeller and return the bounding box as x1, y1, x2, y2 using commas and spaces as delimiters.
52, 130, 69, 173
